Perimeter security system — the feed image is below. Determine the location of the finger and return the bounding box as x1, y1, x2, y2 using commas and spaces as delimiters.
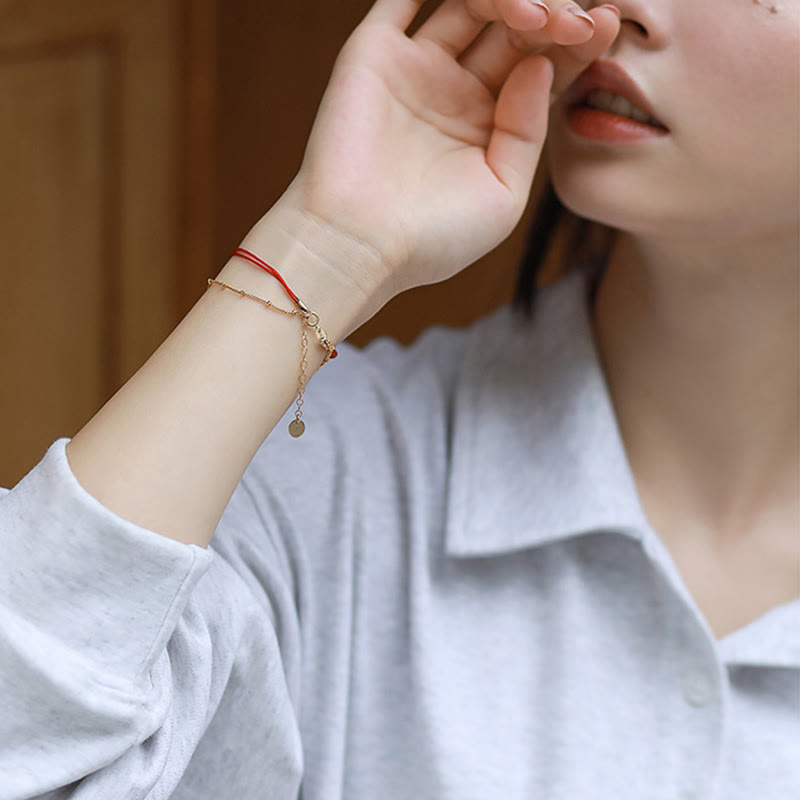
546, 1, 599, 45
458, 20, 542, 97
411, 0, 521, 58
547, 5, 620, 102
412, 0, 554, 58
497, 0, 552, 30
484, 1, 602, 50
458, 1, 611, 98
362, 0, 427, 29
411, 0, 490, 58
487, 54, 553, 200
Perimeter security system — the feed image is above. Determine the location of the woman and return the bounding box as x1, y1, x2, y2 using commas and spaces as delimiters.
1, 1, 797, 798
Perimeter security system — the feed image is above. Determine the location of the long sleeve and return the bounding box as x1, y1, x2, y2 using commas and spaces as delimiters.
0, 323, 469, 800
0, 435, 304, 800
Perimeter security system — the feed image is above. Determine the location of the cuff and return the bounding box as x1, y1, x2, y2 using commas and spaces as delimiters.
0, 437, 214, 681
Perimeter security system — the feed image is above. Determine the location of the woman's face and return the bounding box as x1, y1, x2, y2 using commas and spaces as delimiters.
546, 0, 800, 240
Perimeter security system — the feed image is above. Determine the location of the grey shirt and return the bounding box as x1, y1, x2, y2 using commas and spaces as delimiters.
1, 266, 798, 800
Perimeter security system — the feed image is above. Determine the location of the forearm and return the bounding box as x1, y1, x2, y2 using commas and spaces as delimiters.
65, 201, 382, 548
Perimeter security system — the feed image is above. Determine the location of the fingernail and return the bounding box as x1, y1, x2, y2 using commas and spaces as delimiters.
568, 6, 596, 27
598, 4, 621, 19
530, 1, 550, 17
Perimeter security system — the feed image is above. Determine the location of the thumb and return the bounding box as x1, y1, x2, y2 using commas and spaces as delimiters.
486, 55, 554, 201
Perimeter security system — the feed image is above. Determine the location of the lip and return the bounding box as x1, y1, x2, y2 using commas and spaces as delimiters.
563, 60, 668, 131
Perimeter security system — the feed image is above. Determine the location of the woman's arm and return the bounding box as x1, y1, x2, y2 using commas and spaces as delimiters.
62, 0, 620, 550
65, 199, 379, 548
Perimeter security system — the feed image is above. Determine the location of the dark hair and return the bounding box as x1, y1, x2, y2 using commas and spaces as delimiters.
511, 176, 618, 322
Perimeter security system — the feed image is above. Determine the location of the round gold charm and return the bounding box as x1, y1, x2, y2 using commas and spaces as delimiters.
288, 419, 306, 438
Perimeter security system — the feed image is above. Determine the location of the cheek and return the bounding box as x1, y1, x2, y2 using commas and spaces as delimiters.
675, 20, 799, 193
681, 1, 800, 120
750, 0, 784, 14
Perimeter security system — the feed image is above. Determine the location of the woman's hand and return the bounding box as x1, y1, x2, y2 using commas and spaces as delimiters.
273, 0, 620, 305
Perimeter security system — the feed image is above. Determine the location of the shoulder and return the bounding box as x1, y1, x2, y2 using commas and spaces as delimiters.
314, 303, 518, 427
211, 306, 517, 566
205, 315, 493, 628
238, 302, 533, 496
253, 310, 509, 467
315, 318, 474, 417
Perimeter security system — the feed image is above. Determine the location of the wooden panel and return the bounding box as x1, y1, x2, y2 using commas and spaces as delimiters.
0, 0, 179, 373
0, 0, 216, 486
0, 40, 114, 486
176, 0, 218, 317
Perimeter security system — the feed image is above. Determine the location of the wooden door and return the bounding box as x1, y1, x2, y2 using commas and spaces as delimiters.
0, 0, 215, 486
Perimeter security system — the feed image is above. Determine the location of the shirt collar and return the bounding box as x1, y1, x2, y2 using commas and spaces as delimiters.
443, 265, 800, 669
444, 265, 651, 558
717, 597, 800, 669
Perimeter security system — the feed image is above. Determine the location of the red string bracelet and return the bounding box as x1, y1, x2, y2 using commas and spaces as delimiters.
232, 247, 338, 358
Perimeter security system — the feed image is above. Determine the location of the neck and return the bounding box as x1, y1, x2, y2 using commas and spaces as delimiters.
591, 228, 799, 545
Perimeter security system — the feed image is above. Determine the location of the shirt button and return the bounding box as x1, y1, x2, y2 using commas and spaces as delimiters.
682, 668, 715, 707
679, 792, 696, 800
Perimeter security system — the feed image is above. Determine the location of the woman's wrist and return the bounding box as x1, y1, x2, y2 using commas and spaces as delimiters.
232, 195, 393, 345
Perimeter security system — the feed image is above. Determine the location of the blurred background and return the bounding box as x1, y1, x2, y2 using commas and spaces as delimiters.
0, 0, 563, 486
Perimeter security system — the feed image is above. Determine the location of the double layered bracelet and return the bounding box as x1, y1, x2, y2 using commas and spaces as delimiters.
207, 247, 339, 438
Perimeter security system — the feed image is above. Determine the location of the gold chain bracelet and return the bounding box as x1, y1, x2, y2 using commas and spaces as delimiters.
207, 278, 337, 438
